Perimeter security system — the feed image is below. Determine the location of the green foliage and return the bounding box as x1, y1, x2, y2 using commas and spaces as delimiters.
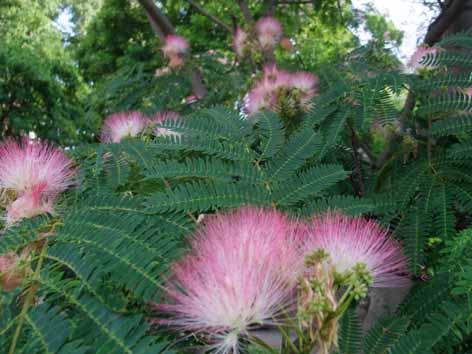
2, 0, 472, 351
337, 307, 362, 354
0, 0, 95, 144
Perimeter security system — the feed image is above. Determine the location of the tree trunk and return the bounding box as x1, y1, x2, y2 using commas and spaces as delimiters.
446, 0, 472, 33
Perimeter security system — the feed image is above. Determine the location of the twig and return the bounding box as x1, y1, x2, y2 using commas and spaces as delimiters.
265, 0, 278, 15
348, 122, 366, 197
8, 241, 48, 354
188, 0, 233, 33
376, 92, 415, 166
236, 0, 253, 23
427, 115, 432, 165
138, 0, 174, 37
357, 138, 377, 164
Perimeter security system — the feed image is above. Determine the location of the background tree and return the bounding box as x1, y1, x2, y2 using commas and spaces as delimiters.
0, 0, 97, 144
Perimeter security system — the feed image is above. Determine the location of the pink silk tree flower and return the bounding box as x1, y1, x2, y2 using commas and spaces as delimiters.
243, 65, 290, 116
162, 34, 189, 59
263, 65, 292, 88
233, 27, 248, 58
243, 79, 276, 116
0, 138, 75, 226
290, 71, 320, 105
150, 112, 181, 137
255, 17, 283, 50
408, 45, 439, 70
301, 213, 408, 287
244, 65, 320, 116
0, 138, 75, 197
100, 111, 148, 143
6, 183, 54, 226
157, 207, 301, 354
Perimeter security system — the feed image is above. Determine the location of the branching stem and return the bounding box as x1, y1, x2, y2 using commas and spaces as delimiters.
8, 241, 48, 354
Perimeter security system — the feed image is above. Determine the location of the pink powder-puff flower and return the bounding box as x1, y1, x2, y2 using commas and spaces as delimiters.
101, 111, 148, 143
0, 138, 75, 226
0, 138, 75, 197
163, 34, 189, 59
243, 65, 291, 116
264, 65, 292, 88
408, 45, 439, 70
255, 17, 283, 50
290, 71, 320, 105
157, 207, 301, 354
150, 112, 181, 137
244, 65, 320, 116
243, 90, 269, 117
233, 27, 248, 58
6, 183, 54, 225
300, 213, 408, 287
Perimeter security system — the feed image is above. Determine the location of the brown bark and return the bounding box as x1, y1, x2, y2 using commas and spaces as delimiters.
137, 0, 208, 98
424, 0, 468, 45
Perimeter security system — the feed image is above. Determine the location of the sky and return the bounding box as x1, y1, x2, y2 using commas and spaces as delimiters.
54, 1, 437, 63
352, 0, 437, 62
54, 7, 74, 35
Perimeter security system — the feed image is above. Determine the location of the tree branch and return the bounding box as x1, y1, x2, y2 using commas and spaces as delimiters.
348, 121, 366, 196
137, 0, 174, 38
188, 0, 233, 33
424, 0, 467, 45
236, 0, 253, 23
375, 92, 415, 166
265, 0, 278, 15
137, 0, 207, 98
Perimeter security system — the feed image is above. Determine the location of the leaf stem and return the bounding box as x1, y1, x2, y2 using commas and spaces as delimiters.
8, 241, 48, 354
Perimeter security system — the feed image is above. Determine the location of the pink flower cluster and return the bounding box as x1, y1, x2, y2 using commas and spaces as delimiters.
301, 213, 408, 287
158, 208, 300, 353
244, 65, 320, 116
0, 138, 76, 225
233, 17, 286, 58
101, 112, 148, 143
100, 111, 181, 143
162, 34, 189, 68
157, 207, 408, 353
233, 27, 248, 58
255, 17, 283, 50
